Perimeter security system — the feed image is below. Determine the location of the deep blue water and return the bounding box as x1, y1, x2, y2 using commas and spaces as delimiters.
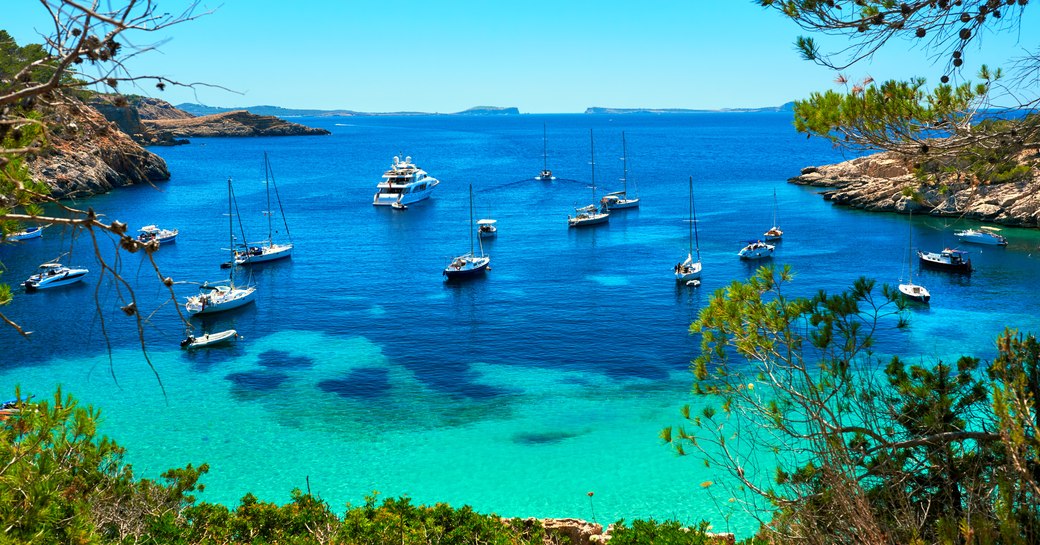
2, 113, 1039, 535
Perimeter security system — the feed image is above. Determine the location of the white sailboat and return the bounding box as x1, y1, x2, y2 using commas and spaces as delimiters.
185, 177, 257, 315
675, 176, 702, 283
537, 124, 554, 181
568, 129, 610, 227
235, 152, 293, 265
763, 188, 783, 241
601, 131, 639, 210
444, 185, 491, 280
899, 210, 930, 303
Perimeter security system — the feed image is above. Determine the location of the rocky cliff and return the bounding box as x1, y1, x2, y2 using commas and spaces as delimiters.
789, 152, 1040, 227
26, 94, 170, 199
89, 96, 188, 146
144, 110, 331, 137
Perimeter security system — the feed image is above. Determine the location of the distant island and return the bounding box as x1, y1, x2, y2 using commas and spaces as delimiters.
176, 104, 521, 117
584, 102, 796, 114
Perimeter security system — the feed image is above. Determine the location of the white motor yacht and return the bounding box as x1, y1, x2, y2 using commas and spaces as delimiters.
24, 263, 88, 290
954, 226, 1007, 246
137, 225, 178, 245
738, 240, 774, 260
373, 155, 440, 206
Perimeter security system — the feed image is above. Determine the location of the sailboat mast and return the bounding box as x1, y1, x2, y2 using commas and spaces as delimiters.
772, 188, 779, 227
590, 129, 596, 201
227, 177, 235, 284
621, 131, 628, 195
543, 124, 548, 171
908, 209, 914, 283
469, 184, 475, 257
265, 152, 273, 244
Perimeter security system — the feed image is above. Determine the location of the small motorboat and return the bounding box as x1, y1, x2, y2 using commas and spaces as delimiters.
0, 397, 27, 420
391, 201, 407, 210
24, 262, 89, 290
137, 225, 178, 245
477, 219, 497, 238
918, 248, 972, 274
181, 329, 239, 349
954, 226, 1007, 246
738, 240, 774, 260
8, 226, 44, 241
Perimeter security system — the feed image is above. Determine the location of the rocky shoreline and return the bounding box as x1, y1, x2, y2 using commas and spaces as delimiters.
523, 518, 735, 545
26, 95, 170, 200
144, 109, 331, 138
788, 152, 1040, 228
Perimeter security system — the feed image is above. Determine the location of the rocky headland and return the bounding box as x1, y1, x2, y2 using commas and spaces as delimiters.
143, 110, 331, 137
789, 151, 1040, 228
25, 93, 170, 200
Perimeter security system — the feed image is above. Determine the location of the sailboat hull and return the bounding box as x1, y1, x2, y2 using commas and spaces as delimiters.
185, 286, 257, 315
443, 256, 490, 280
898, 283, 931, 303
235, 243, 293, 265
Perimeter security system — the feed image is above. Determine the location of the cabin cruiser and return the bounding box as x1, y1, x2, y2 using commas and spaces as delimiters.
738, 240, 774, 260
954, 227, 1007, 246
918, 248, 972, 274
24, 263, 88, 290
137, 225, 178, 245
373, 155, 440, 206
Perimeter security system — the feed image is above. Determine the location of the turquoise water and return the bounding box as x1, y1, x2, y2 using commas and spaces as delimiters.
2, 113, 1040, 536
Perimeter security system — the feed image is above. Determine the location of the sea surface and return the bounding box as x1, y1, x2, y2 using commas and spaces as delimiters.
3, 113, 1040, 536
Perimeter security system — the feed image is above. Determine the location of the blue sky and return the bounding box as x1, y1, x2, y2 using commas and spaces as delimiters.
6, 1, 1038, 112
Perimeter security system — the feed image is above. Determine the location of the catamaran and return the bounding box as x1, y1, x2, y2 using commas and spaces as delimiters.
675, 176, 702, 283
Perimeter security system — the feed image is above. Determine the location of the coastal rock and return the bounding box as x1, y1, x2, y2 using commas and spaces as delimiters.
789, 152, 1040, 227
130, 96, 195, 120
90, 96, 189, 146
26, 94, 170, 199
506, 517, 734, 545
143, 110, 331, 137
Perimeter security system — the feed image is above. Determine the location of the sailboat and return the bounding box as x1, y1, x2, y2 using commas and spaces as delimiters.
568, 129, 610, 227
537, 124, 554, 181
899, 210, 930, 303
763, 188, 783, 241
675, 176, 702, 283
185, 177, 257, 315
234, 152, 293, 265
601, 131, 639, 210
444, 184, 491, 280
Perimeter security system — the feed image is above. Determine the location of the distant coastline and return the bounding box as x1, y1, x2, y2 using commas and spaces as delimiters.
174, 103, 796, 117
176, 104, 522, 117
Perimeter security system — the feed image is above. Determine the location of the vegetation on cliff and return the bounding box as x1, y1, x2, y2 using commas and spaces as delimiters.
667, 266, 1040, 544
763, 1, 1039, 193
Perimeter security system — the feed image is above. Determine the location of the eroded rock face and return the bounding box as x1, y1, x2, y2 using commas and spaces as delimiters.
26, 95, 170, 199
144, 110, 330, 137
789, 152, 1040, 227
